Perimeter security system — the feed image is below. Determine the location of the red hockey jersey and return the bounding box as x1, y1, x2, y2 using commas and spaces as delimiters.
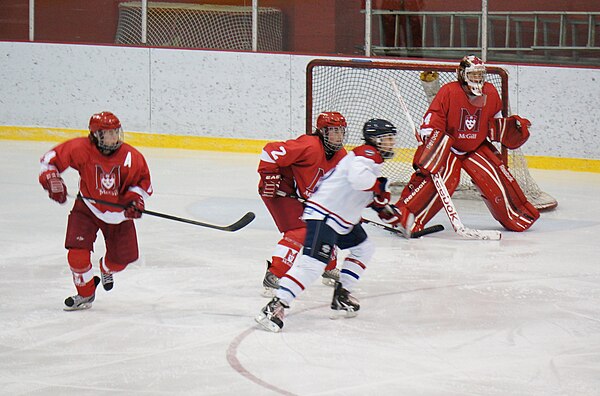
258, 134, 347, 199
40, 137, 152, 224
420, 81, 503, 153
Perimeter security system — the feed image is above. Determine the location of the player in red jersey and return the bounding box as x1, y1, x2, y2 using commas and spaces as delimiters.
258, 112, 347, 296
39, 111, 152, 310
382, 55, 539, 233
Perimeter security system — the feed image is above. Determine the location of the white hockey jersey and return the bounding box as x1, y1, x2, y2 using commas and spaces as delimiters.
303, 145, 384, 235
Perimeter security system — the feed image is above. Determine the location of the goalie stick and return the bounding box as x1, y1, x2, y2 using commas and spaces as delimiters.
75, 194, 255, 232
389, 78, 502, 241
274, 191, 444, 238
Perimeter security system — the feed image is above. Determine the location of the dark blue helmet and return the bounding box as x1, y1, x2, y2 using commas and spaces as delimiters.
362, 119, 397, 159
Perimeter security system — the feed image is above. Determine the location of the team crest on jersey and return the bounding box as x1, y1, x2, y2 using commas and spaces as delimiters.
364, 149, 376, 157
459, 108, 482, 131
96, 165, 120, 196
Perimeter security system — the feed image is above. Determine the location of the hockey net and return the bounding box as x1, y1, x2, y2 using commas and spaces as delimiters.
115, 2, 282, 51
306, 59, 557, 211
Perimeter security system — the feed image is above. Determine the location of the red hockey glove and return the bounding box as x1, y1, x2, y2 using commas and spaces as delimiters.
488, 115, 531, 149
413, 130, 454, 175
376, 204, 403, 227
370, 177, 391, 210
258, 172, 282, 198
123, 192, 144, 219
39, 170, 67, 204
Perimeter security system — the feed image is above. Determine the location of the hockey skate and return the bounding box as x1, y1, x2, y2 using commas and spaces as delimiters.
64, 276, 100, 311
261, 261, 280, 298
330, 281, 360, 319
255, 297, 288, 332
321, 268, 340, 287
99, 258, 113, 291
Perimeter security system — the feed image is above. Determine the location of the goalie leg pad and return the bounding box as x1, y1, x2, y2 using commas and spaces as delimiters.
397, 154, 463, 232
463, 142, 540, 231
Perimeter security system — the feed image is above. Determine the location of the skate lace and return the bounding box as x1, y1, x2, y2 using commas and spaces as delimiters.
267, 300, 286, 319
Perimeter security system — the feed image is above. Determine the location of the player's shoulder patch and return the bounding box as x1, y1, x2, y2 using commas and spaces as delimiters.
352, 145, 383, 164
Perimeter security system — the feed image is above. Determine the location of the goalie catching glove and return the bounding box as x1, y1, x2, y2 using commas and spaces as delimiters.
39, 170, 67, 204
488, 115, 531, 149
413, 129, 454, 175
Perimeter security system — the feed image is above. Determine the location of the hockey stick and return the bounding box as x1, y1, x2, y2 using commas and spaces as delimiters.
389, 78, 502, 241
361, 218, 444, 239
274, 191, 444, 238
76, 194, 255, 232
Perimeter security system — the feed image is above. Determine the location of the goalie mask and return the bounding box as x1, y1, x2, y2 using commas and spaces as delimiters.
363, 119, 397, 159
88, 111, 124, 155
457, 55, 486, 96
315, 111, 347, 158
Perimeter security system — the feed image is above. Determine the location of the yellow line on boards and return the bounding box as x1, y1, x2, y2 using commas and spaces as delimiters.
1, 126, 599, 173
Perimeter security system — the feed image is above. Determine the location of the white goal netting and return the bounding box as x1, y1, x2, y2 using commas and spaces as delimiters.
307, 59, 557, 210
115, 2, 283, 51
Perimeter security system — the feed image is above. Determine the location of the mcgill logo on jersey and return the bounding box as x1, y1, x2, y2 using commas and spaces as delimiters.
96, 165, 121, 196
459, 108, 482, 132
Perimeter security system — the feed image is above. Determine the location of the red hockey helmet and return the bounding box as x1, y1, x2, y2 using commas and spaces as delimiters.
316, 111, 347, 130
88, 111, 123, 155
315, 111, 347, 157
457, 55, 486, 96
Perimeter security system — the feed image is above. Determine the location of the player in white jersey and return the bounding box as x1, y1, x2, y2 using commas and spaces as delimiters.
255, 119, 403, 332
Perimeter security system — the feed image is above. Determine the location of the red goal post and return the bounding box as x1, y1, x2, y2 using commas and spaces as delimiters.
306, 58, 557, 211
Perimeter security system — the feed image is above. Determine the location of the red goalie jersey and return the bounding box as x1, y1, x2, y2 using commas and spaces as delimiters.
40, 137, 152, 224
258, 134, 347, 200
421, 81, 503, 153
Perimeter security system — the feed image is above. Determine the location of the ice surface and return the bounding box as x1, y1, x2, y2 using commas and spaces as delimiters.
1, 140, 599, 395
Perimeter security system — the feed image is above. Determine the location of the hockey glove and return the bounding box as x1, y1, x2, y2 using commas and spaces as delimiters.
259, 172, 282, 198
376, 204, 403, 227
39, 170, 67, 204
369, 177, 391, 211
488, 115, 531, 149
123, 192, 144, 219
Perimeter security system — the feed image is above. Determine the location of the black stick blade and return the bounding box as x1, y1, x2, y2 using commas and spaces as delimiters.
411, 224, 445, 238
223, 212, 256, 232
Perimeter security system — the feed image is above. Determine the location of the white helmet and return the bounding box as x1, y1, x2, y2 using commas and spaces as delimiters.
457, 55, 486, 96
